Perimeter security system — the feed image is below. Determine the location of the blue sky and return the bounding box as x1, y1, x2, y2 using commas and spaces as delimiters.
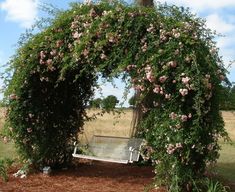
0, 0, 235, 104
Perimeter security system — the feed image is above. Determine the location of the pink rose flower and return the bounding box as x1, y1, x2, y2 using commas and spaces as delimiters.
176, 124, 181, 129
68, 43, 73, 50
207, 83, 212, 89
141, 43, 148, 52
145, 65, 155, 82
166, 144, 175, 154
56, 40, 63, 48
153, 101, 159, 107
134, 85, 145, 91
50, 49, 57, 56
181, 115, 188, 122
168, 61, 177, 68
165, 94, 171, 99
179, 88, 188, 96
153, 85, 160, 93
176, 143, 183, 148
159, 75, 167, 83
3, 136, 8, 143
219, 75, 225, 81
82, 49, 89, 57
188, 113, 192, 118
27, 128, 32, 133
146, 73, 155, 82
207, 144, 214, 151
169, 112, 177, 120
73, 31, 82, 39
182, 77, 190, 84
108, 36, 115, 43
9, 94, 17, 100
147, 24, 155, 33
40, 51, 46, 59
100, 53, 107, 60
46, 59, 53, 65
145, 65, 151, 71
39, 59, 45, 65
185, 56, 191, 63
205, 74, 210, 79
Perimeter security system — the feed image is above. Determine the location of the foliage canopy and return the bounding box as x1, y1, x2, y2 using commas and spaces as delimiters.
3, 0, 229, 190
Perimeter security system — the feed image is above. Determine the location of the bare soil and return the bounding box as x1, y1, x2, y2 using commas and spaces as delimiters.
0, 160, 166, 192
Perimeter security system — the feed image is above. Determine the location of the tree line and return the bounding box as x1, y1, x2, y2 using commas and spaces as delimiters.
220, 84, 235, 110
89, 95, 119, 110
89, 85, 235, 111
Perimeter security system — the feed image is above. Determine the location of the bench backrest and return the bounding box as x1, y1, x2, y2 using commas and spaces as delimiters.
88, 135, 143, 162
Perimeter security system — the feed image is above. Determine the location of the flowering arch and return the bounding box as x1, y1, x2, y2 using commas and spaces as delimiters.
5, 1, 228, 190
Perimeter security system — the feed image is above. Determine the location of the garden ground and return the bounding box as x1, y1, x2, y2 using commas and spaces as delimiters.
0, 160, 162, 192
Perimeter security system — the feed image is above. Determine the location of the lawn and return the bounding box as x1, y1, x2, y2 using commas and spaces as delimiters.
217, 143, 235, 181
0, 108, 16, 160
0, 141, 16, 159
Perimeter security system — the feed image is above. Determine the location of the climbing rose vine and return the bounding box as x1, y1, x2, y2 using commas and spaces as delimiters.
3, 1, 229, 191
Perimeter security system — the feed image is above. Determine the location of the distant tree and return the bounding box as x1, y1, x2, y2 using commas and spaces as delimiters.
89, 98, 102, 108
219, 86, 231, 110
230, 85, 235, 110
220, 85, 235, 110
101, 95, 119, 111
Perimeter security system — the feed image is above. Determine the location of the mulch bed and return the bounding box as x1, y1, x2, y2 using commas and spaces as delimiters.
1, 160, 234, 192
0, 160, 166, 192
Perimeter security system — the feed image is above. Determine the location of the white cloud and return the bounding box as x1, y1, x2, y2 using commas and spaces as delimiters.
206, 14, 235, 34
205, 13, 235, 68
220, 48, 234, 63
155, 0, 235, 12
217, 36, 235, 49
0, 0, 39, 28
204, 14, 235, 69
181, 0, 235, 10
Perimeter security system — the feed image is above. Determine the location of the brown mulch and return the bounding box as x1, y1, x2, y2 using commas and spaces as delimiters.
0, 160, 166, 192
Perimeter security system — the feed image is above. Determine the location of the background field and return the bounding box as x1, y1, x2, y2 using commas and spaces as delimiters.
80, 109, 134, 143
0, 109, 235, 186
216, 111, 235, 186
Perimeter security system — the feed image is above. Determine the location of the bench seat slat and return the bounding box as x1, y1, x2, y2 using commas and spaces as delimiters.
72, 135, 144, 164
72, 154, 128, 164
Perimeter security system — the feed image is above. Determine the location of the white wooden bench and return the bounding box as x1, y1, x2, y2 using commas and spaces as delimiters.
72, 135, 144, 164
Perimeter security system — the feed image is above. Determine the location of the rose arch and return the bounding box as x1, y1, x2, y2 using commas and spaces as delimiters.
4, 1, 229, 190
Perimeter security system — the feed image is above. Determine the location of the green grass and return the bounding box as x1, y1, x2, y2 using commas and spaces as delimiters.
215, 111, 235, 189
0, 140, 16, 159
216, 142, 235, 182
